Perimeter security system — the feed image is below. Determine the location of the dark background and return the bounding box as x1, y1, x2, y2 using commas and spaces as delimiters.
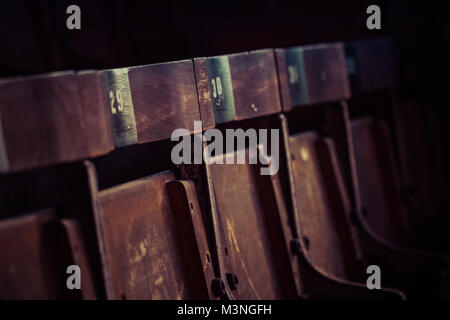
0, 0, 448, 102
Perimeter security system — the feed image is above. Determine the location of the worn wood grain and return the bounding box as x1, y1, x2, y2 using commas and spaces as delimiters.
207, 150, 297, 299
274, 50, 292, 111
95, 170, 209, 299
289, 132, 361, 280
0, 71, 114, 173
194, 49, 282, 124
128, 60, 204, 144
193, 58, 216, 130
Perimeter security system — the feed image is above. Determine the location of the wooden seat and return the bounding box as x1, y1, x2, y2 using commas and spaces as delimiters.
91, 167, 214, 300
284, 129, 408, 299
205, 149, 297, 299
279, 128, 405, 299
288, 132, 361, 281
351, 117, 409, 245
344, 37, 450, 265
349, 117, 450, 298
194, 46, 399, 299
0, 210, 96, 299
192, 49, 296, 299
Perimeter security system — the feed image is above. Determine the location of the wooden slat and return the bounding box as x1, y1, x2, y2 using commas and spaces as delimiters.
275, 43, 350, 110
0, 71, 114, 173
95, 171, 210, 299
207, 149, 296, 299
77, 71, 114, 156
129, 60, 204, 143
194, 49, 282, 124
103, 60, 205, 147
351, 117, 409, 245
193, 58, 216, 129
344, 38, 394, 94
288, 132, 360, 280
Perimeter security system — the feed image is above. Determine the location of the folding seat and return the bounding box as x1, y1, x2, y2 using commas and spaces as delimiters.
343, 38, 450, 298
202, 149, 300, 299
345, 38, 450, 251
64, 59, 222, 300
348, 115, 450, 298
0, 59, 215, 300
344, 38, 435, 247
345, 39, 416, 244
275, 42, 405, 299
287, 124, 448, 299
287, 130, 409, 299
275, 40, 450, 299
79, 161, 214, 300
351, 117, 410, 245
192, 48, 403, 299
289, 132, 358, 278
0, 70, 114, 299
190, 50, 299, 299
0, 209, 97, 299
0, 71, 114, 173
350, 114, 450, 297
